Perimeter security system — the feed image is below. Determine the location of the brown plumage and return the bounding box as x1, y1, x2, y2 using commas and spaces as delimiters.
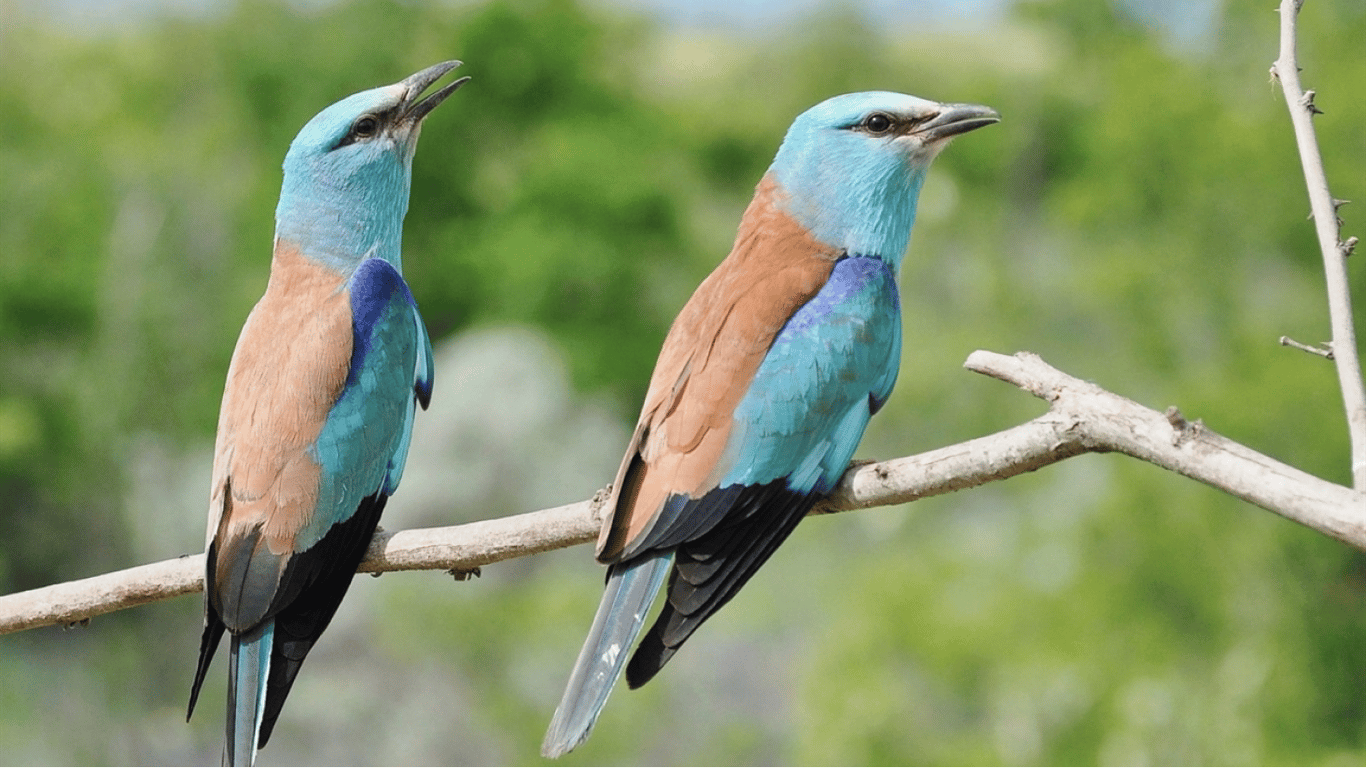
206, 242, 353, 630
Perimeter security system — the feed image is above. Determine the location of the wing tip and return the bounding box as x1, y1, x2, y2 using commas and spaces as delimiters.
187, 614, 226, 722
623, 629, 673, 690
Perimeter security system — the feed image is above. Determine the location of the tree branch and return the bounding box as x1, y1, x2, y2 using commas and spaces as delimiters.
1271, 0, 1366, 488
2, 351, 1360, 637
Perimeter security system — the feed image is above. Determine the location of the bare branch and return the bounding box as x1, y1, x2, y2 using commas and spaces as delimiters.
3, 351, 1360, 637
1273, 0, 1366, 488
0, 556, 204, 635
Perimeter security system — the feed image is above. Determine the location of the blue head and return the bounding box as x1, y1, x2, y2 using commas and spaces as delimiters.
274, 61, 469, 273
769, 91, 998, 269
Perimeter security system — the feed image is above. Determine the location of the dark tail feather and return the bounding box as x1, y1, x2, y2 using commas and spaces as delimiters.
188, 612, 227, 721
541, 554, 671, 758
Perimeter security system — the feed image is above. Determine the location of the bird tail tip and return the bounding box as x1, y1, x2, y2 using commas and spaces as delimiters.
541, 554, 671, 758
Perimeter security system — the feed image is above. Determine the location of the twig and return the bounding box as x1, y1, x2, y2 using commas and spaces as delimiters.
2, 350, 1360, 636
1280, 335, 1335, 359
1272, 0, 1366, 488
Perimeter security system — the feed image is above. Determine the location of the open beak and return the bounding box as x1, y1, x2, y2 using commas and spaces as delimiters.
399, 60, 471, 125
915, 103, 1000, 143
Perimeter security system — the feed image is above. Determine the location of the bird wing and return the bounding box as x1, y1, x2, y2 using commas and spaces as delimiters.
596, 175, 845, 562
625, 253, 902, 686
716, 253, 902, 493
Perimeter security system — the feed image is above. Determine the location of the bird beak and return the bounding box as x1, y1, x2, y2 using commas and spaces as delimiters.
914, 103, 1000, 143
399, 60, 471, 125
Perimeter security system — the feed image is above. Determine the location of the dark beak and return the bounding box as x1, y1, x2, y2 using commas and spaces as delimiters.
400, 60, 471, 124
916, 103, 1000, 142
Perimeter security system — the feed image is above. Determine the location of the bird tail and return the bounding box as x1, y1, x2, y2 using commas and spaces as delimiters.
225, 620, 274, 767
541, 554, 671, 758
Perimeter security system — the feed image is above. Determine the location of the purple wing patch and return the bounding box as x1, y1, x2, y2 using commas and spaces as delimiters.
346, 258, 415, 386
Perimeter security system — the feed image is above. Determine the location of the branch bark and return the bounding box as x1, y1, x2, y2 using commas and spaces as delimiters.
2, 351, 1360, 637
1272, 0, 1366, 488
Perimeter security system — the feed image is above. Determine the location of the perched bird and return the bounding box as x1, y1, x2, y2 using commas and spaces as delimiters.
186, 61, 468, 766
542, 91, 998, 757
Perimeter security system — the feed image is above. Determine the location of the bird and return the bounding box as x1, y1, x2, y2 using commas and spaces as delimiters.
542, 91, 999, 758
185, 60, 468, 766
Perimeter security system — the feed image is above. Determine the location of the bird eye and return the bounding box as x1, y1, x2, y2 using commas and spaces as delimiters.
863, 113, 894, 134
352, 115, 380, 139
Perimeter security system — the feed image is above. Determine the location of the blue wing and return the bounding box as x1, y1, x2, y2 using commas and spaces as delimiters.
627, 254, 901, 684
311, 257, 429, 536
727, 254, 900, 491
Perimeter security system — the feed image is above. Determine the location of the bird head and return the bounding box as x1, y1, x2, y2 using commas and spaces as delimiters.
275, 61, 469, 272
770, 91, 998, 268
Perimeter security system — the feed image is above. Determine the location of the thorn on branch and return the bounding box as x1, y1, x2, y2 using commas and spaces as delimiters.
1164, 406, 1204, 447
1280, 335, 1335, 360
1302, 206, 1345, 228
1299, 90, 1324, 115
448, 566, 482, 581
1331, 199, 1351, 227
1341, 236, 1359, 259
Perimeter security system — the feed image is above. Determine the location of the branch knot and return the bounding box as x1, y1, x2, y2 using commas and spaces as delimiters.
1164, 406, 1205, 446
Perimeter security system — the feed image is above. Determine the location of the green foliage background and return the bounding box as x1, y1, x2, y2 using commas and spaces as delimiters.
1, 0, 1363, 763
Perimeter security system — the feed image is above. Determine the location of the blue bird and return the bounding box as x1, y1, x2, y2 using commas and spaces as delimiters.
542, 91, 998, 757
185, 61, 467, 766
